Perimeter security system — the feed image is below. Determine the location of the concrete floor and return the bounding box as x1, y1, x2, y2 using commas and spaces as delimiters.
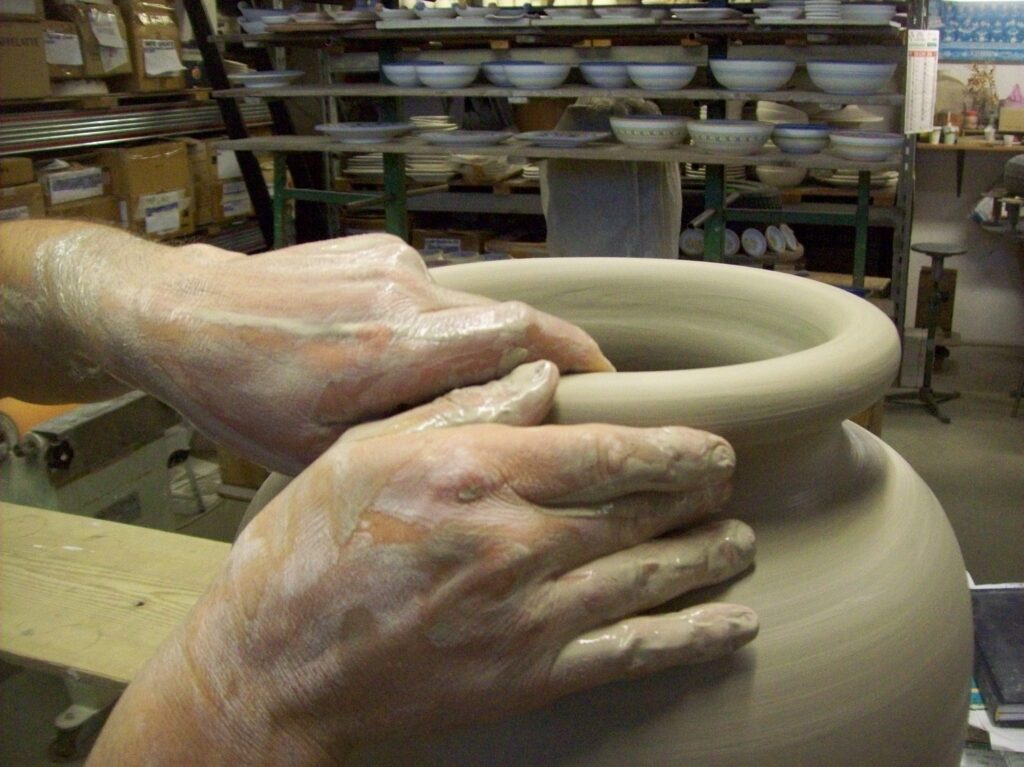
2, 343, 1022, 765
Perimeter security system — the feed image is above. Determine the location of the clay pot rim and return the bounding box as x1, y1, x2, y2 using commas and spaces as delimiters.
433, 258, 900, 444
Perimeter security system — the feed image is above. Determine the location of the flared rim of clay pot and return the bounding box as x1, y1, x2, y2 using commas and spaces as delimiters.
433, 258, 901, 444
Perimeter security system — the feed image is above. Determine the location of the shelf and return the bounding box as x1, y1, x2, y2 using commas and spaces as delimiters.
0, 101, 271, 156
917, 140, 1023, 154
214, 83, 905, 106
215, 134, 902, 172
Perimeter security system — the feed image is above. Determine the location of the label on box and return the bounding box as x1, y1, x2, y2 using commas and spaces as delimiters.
99, 44, 128, 72
421, 236, 462, 255
0, 205, 30, 221
140, 191, 181, 234
44, 30, 84, 66
45, 167, 104, 205
221, 179, 252, 217
88, 8, 125, 48
142, 38, 184, 76
0, 0, 37, 16
215, 150, 241, 180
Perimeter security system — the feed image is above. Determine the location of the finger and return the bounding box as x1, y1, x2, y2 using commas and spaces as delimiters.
340, 360, 559, 443
416, 300, 614, 377
486, 424, 735, 507
548, 603, 759, 695
552, 520, 755, 628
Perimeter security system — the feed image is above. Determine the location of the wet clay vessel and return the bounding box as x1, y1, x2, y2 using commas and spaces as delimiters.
352, 257, 973, 766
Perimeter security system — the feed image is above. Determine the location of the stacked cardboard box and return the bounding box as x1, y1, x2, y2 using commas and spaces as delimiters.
53, 0, 132, 80
185, 137, 256, 226
98, 140, 194, 238
114, 0, 184, 93
0, 12, 52, 100
0, 157, 44, 220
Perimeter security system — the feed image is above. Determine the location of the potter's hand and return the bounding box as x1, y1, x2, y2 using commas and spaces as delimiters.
88, 362, 757, 767
0, 223, 611, 473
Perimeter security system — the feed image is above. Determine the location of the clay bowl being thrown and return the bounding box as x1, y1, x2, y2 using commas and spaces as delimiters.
503, 62, 572, 89
829, 130, 904, 162
609, 114, 690, 149
579, 61, 631, 89
806, 60, 897, 96
772, 123, 830, 154
626, 62, 698, 91
709, 59, 796, 92
415, 62, 480, 88
688, 120, 774, 155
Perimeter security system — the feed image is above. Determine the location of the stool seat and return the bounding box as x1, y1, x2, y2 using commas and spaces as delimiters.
910, 242, 967, 257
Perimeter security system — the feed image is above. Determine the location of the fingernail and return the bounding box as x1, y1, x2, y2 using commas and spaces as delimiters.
693, 603, 760, 641
507, 359, 550, 385
707, 441, 735, 472
707, 520, 756, 576
499, 346, 530, 372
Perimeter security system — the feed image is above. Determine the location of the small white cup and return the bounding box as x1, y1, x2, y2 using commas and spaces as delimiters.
1004, 134, 1016, 147
930, 127, 941, 144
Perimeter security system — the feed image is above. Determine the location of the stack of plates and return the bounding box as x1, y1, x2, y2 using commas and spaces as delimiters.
804, 0, 841, 20
453, 154, 524, 184
344, 153, 385, 181
410, 115, 459, 133
767, 0, 804, 8
811, 169, 899, 188
522, 164, 540, 181
684, 163, 747, 181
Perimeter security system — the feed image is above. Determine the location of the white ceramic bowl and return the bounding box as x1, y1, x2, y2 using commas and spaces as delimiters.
382, 63, 421, 87
415, 6, 457, 18
227, 70, 304, 88
504, 62, 572, 90
415, 62, 480, 88
626, 63, 697, 91
315, 122, 415, 143
609, 114, 690, 148
688, 120, 774, 155
262, 15, 292, 25
755, 166, 808, 188
806, 61, 897, 96
709, 60, 796, 92
580, 61, 630, 89
482, 62, 512, 86
238, 19, 267, 33
771, 123, 830, 154
829, 130, 903, 161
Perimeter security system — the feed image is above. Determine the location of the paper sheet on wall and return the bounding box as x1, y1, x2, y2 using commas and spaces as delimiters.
904, 29, 940, 135
142, 39, 184, 76
44, 31, 84, 67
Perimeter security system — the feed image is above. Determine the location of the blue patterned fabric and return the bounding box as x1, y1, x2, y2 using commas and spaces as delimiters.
936, 1, 1024, 62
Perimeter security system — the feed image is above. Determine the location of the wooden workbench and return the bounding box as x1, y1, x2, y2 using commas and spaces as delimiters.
0, 502, 228, 686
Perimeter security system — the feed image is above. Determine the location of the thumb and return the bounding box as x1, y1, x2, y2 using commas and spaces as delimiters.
340, 360, 559, 444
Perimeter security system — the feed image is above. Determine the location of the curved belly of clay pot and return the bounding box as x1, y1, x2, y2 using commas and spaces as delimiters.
345, 258, 971, 766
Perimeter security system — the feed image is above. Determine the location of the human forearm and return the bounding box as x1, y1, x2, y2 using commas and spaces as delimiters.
0, 220, 215, 403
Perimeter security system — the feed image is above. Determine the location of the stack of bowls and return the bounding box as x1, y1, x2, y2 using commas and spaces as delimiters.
688, 120, 774, 155
772, 123, 830, 154
482, 61, 512, 86
609, 115, 690, 149
626, 63, 697, 91
503, 62, 572, 89
709, 60, 797, 92
829, 131, 903, 162
415, 62, 480, 88
806, 61, 897, 95
580, 61, 631, 89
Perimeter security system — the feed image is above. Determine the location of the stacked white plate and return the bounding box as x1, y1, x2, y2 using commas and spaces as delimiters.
810, 169, 898, 188
756, 100, 810, 124
684, 163, 746, 181
410, 115, 459, 132
407, 154, 460, 183
344, 153, 385, 181
522, 164, 540, 181
804, 0, 841, 20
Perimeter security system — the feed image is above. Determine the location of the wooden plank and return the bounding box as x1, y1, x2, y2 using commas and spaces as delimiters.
0, 502, 228, 686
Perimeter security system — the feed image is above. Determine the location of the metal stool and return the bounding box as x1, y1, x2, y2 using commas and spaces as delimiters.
886, 242, 966, 424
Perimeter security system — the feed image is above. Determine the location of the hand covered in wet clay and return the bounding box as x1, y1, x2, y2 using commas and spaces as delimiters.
57, 231, 611, 473
88, 361, 757, 767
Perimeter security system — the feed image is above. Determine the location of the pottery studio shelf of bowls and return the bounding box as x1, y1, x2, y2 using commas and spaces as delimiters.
213, 2, 913, 294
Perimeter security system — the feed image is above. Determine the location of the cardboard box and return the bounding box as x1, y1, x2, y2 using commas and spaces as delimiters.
915, 266, 957, 335
55, 0, 132, 79
46, 193, 121, 224
0, 157, 34, 187
36, 161, 105, 205
999, 106, 1024, 134
0, 0, 42, 20
44, 20, 85, 79
412, 228, 492, 256
0, 182, 45, 220
98, 140, 194, 238
114, 0, 185, 93
0, 22, 51, 100
213, 178, 252, 221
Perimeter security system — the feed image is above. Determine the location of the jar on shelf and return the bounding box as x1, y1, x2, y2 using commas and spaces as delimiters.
964, 110, 979, 130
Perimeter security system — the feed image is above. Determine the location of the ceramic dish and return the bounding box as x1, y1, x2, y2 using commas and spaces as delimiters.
594, 6, 649, 17
238, 4, 291, 21
262, 15, 292, 25
670, 7, 743, 20
754, 166, 808, 188
227, 70, 303, 88
415, 6, 458, 18
415, 62, 480, 88
579, 61, 631, 89
315, 122, 415, 143
382, 63, 422, 87
753, 7, 802, 19
626, 62, 698, 91
513, 130, 610, 147
780, 223, 799, 251
327, 9, 377, 21
771, 123, 830, 154
765, 225, 787, 253
503, 62, 572, 89
688, 120, 773, 155
486, 10, 527, 20
829, 130, 903, 161
482, 61, 512, 86
421, 130, 514, 146
806, 61, 897, 96
679, 228, 704, 257
609, 114, 690, 149
378, 7, 418, 19
741, 228, 768, 257
709, 59, 796, 92
724, 228, 741, 257
237, 19, 267, 33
